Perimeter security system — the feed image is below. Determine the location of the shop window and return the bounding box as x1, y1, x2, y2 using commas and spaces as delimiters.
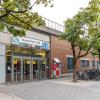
67, 57, 73, 70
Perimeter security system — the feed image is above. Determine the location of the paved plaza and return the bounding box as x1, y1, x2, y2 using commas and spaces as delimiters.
0, 77, 100, 100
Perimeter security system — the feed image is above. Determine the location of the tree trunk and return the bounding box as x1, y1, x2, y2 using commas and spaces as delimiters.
73, 59, 78, 82
71, 43, 78, 82
98, 50, 100, 61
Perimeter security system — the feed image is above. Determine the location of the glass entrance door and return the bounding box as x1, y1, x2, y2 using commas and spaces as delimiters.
39, 59, 46, 80
32, 58, 46, 80
13, 57, 22, 83
23, 58, 31, 81
12, 56, 31, 83
12, 57, 46, 83
32, 59, 39, 80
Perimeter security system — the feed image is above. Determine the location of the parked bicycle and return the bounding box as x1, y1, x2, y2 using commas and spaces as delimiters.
77, 69, 100, 81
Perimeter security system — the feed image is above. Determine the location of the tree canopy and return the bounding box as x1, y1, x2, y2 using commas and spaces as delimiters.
59, 0, 100, 81
0, 0, 53, 36
92, 37, 100, 61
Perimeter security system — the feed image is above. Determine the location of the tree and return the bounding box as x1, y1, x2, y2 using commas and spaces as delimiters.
59, 0, 100, 82
92, 37, 100, 66
0, 0, 53, 36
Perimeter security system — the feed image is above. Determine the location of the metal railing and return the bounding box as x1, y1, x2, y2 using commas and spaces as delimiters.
42, 17, 65, 32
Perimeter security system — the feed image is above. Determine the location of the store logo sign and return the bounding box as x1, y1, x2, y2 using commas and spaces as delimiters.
12, 37, 49, 50
12, 37, 20, 45
21, 37, 42, 46
42, 42, 49, 50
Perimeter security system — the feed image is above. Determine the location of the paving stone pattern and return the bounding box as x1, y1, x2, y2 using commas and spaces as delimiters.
0, 78, 100, 100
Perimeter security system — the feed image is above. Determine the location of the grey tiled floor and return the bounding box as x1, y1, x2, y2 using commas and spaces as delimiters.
0, 78, 100, 100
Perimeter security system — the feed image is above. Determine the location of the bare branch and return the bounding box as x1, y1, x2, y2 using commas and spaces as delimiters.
29, 0, 38, 10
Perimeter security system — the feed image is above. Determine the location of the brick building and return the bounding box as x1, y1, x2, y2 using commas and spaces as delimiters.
50, 33, 99, 75
0, 17, 98, 84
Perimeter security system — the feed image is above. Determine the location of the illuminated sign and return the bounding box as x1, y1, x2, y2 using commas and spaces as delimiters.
42, 42, 49, 50
12, 37, 49, 50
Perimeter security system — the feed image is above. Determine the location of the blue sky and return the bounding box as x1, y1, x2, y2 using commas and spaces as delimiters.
32, 0, 90, 25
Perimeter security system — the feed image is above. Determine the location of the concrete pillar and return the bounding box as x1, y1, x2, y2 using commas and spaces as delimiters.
0, 43, 6, 83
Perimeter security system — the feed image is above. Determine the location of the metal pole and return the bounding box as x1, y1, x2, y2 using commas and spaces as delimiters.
11, 53, 14, 83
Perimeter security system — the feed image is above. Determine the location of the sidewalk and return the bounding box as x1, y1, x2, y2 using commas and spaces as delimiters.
0, 92, 23, 100
60, 73, 73, 77
0, 76, 100, 100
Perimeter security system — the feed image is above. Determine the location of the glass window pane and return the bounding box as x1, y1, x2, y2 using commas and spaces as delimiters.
81, 60, 85, 67
92, 60, 95, 67
86, 60, 89, 67
67, 57, 73, 70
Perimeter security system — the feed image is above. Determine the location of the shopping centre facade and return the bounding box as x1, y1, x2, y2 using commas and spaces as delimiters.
0, 18, 98, 84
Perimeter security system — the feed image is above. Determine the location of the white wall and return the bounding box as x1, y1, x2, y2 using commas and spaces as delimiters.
0, 43, 6, 83
26, 30, 50, 42
0, 32, 12, 44
0, 30, 50, 45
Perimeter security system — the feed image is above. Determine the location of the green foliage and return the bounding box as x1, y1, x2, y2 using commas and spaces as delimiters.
36, 0, 53, 6
0, 22, 5, 31
59, 0, 100, 81
7, 26, 26, 36
91, 37, 100, 58
60, 0, 100, 58
3, 12, 45, 29
1, 0, 30, 11
0, 0, 52, 36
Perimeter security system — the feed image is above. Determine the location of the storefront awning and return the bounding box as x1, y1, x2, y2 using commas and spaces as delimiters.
53, 58, 61, 63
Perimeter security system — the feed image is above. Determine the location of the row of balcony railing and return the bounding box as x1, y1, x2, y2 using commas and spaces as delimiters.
42, 17, 65, 32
